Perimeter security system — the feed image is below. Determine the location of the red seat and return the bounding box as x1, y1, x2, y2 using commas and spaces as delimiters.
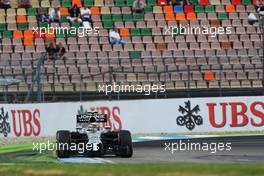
200, 0, 209, 5
231, 0, 241, 5
34, 30, 45, 38
157, 0, 167, 5
184, 5, 194, 13
204, 71, 215, 81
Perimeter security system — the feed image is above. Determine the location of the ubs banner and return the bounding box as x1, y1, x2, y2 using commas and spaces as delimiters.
0, 96, 263, 137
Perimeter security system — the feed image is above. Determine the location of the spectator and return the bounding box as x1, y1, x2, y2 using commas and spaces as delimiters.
170, 0, 181, 7
49, 7, 61, 22
46, 43, 57, 61
8, 94, 19, 104
51, 96, 59, 102
56, 43, 66, 59
170, 0, 190, 7
0, 0, 11, 9
109, 28, 124, 45
80, 7, 93, 28
38, 12, 50, 23
18, 0, 31, 8
132, 0, 145, 14
256, 0, 264, 15
67, 4, 82, 23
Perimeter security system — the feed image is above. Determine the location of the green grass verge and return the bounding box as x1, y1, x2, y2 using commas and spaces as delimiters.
0, 142, 58, 164
0, 163, 264, 176
0, 143, 34, 154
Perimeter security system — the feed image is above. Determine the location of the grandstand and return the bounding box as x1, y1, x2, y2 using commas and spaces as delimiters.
0, 0, 263, 102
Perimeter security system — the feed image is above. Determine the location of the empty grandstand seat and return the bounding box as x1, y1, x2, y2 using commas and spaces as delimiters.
17, 15, 27, 23
91, 7, 100, 15
186, 12, 197, 20
204, 71, 215, 81
13, 30, 23, 39
175, 13, 185, 20
232, 0, 241, 5
200, 0, 209, 5
226, 5, 235, 13
72, 0, 82, 7
174, 5, 183, 13
184, 5, 194, 13
158, 0, 167, 5
163, 5, 173, 13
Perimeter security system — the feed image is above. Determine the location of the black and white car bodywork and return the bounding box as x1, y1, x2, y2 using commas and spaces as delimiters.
56, 112, 133, 158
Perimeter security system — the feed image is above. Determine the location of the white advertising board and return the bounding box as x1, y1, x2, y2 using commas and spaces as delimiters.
0, 96, 263, 137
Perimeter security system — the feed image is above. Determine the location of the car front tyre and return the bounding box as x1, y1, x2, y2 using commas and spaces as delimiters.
56, 130, 71, 158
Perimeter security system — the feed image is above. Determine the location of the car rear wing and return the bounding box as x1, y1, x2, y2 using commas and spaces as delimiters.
76, 112, 107, 123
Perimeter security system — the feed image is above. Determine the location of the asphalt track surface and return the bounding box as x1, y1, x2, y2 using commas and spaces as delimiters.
63, 135, 264, 163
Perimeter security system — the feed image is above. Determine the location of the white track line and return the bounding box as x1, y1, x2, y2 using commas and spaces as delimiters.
58, 157, 114, 164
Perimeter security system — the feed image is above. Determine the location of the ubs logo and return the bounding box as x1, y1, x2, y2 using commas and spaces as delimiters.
176, 101, 203, 131
0, 107, 11, 137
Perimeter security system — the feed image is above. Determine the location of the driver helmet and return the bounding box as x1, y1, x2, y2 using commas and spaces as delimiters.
88, 123, 99, 132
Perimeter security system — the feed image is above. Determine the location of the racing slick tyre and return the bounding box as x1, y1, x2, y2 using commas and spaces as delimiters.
118, 130, 133, 158
56, 130, 71, 158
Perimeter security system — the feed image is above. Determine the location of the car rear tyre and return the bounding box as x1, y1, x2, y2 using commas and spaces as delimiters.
56, 130, 71, 158
118, 130, 133, 158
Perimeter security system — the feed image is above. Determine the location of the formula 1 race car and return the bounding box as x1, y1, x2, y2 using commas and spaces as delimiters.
56, 112, 133, 158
